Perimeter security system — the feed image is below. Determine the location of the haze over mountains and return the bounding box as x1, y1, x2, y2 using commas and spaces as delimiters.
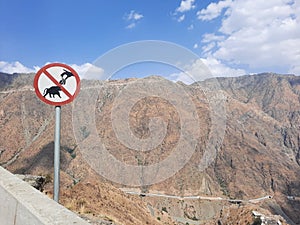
0, 72, 299, 224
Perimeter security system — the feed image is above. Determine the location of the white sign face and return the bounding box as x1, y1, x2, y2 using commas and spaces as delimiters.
34, 63, 80, 106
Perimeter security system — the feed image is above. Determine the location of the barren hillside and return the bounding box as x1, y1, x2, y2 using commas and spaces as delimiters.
0, 72, 299, 224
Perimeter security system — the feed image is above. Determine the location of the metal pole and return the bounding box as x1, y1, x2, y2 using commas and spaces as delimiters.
54, 106, 61, 202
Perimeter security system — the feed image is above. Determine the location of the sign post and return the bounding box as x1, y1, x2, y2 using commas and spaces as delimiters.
34, 63, 80, 203
54, 106, 61, 202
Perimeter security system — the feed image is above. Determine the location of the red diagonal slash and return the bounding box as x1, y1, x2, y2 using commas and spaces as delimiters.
42, 68, 73, 98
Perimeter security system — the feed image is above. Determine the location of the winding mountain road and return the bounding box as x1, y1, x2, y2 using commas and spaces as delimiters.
121, 189, 273, 203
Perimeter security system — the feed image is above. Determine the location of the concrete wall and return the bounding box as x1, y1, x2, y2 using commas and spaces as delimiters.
0, 166, 90, 225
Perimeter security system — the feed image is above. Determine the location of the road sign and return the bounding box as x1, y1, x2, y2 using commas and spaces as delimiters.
33, 62, 80, 203
34, 63, 80, 106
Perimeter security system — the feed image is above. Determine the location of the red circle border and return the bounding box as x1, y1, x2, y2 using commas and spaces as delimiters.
33, 63, 81, 106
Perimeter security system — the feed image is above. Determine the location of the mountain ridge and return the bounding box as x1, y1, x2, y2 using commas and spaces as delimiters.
0, 72, 299, 224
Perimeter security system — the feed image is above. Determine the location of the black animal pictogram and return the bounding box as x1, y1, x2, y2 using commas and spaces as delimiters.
59, 69, 74, 85
43, 86, 61, 98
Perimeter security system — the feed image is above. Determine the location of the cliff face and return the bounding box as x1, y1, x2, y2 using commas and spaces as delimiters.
0, 73, 299, 224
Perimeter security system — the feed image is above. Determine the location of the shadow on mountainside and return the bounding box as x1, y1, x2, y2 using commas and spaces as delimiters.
0, 73, 35, 90
13, 142, 68, 174
0, 73, 15, 89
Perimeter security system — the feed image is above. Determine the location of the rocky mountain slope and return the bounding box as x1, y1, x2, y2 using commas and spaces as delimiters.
0, 72, 299, 224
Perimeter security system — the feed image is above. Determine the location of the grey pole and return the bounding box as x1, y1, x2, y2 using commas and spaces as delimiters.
54, 106, 61, 202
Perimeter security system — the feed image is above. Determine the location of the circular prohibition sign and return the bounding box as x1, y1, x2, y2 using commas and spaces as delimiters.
34, 63, 81, 106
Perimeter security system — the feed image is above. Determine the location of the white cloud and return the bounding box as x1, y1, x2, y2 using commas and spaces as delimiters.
127, 11, 143, 21
193, 43, 198, 49
201, 42, 215, 53
35, 62, 104, 79
176, 0, 196, 13
188, 24, 194, 30
174, 0, 195, 24
0, 61, 104, 79
126, 23, 136, 29
198, 0, 300, 74
197, 0, 232, 21
201, 57, 246, 77
168, 57, 246, 84
178, 15, 185, 22
202, 33, 225, 43
70, 63, 104, 79
0, 61, 37, 74
124, 10, 143, 29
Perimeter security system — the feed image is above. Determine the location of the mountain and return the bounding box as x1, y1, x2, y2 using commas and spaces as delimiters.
0, 72, 299, 224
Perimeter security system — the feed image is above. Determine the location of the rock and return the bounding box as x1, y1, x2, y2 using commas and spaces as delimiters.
16, 174, 46, 191
184, 205, 198, 221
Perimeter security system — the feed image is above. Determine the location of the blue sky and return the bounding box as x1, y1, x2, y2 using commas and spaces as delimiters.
0, 0, 299, 81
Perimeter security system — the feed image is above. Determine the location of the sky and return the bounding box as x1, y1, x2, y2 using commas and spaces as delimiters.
0, 0, 299, 82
